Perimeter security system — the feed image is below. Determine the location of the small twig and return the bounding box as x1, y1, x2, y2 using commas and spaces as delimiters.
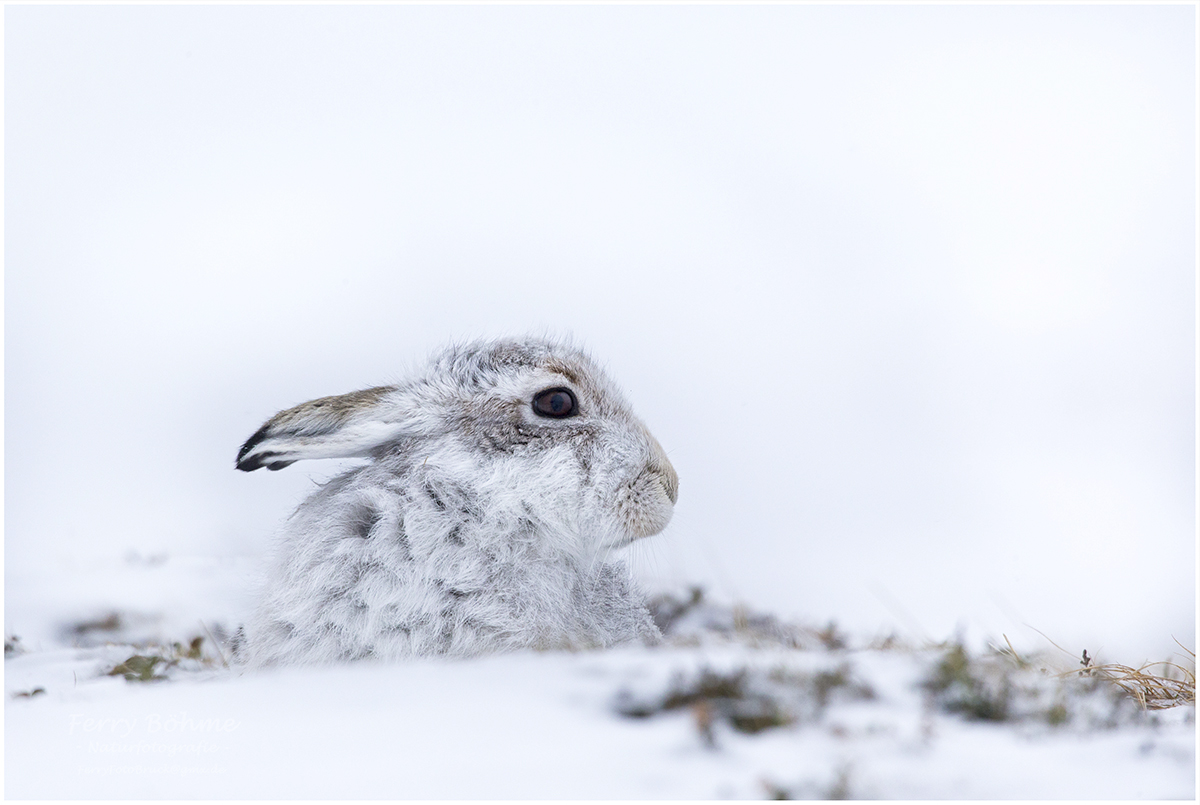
1023, 624, 1077, 660
199, 620, 230, 668
997, 633, 1030, 668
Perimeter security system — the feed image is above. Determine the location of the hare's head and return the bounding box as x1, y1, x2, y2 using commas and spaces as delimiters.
236, 337, 678, 551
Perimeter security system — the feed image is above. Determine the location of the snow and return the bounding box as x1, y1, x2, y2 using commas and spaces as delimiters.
5, 557, 1194, 799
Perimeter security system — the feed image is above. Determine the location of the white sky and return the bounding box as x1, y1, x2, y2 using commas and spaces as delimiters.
5, 4, 1195, 663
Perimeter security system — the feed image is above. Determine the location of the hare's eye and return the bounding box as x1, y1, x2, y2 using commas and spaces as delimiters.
532, 387, 578, 418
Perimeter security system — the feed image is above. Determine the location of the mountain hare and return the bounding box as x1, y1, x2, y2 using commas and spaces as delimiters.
235, 336, 678, 666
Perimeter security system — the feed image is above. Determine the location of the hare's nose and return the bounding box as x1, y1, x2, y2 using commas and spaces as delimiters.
646, 431, 679, 505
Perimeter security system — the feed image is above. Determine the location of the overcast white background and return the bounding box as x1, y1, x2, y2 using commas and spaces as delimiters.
6, 4, 1195, 664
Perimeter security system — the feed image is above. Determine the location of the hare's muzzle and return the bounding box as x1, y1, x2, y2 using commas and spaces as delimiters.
616, 431, 678, 542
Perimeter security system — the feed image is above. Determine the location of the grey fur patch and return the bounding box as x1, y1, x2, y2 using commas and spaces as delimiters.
348, 502, 381, 539
424, 483, 447, 511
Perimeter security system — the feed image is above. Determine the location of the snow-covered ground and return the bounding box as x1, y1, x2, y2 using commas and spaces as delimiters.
5, 556, 1194, 799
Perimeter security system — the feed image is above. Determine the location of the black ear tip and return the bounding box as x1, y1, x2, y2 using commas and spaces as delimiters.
236, 424, 273, 471
237, 453, 294, 472
236, 454, 264, 472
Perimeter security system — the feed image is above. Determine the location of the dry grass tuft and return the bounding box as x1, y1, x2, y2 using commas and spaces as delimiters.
1081, 642, 1196, 711
1084, 661, 1195, 710
1005, 630, 1196, 711
1064, 639, 1195, 711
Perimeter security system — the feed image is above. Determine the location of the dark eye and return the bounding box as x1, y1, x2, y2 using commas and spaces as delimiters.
532, 387, 578, 418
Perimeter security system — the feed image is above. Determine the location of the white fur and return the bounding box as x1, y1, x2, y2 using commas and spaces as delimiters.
235, 336, 678, 666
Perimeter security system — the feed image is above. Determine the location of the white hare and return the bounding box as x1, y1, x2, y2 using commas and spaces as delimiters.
234, 336, 678, 666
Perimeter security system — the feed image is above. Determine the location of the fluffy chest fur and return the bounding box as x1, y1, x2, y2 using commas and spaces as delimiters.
243, 457, 658, 666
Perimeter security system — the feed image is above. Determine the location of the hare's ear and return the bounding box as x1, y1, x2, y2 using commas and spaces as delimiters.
236, 386, 407, 472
